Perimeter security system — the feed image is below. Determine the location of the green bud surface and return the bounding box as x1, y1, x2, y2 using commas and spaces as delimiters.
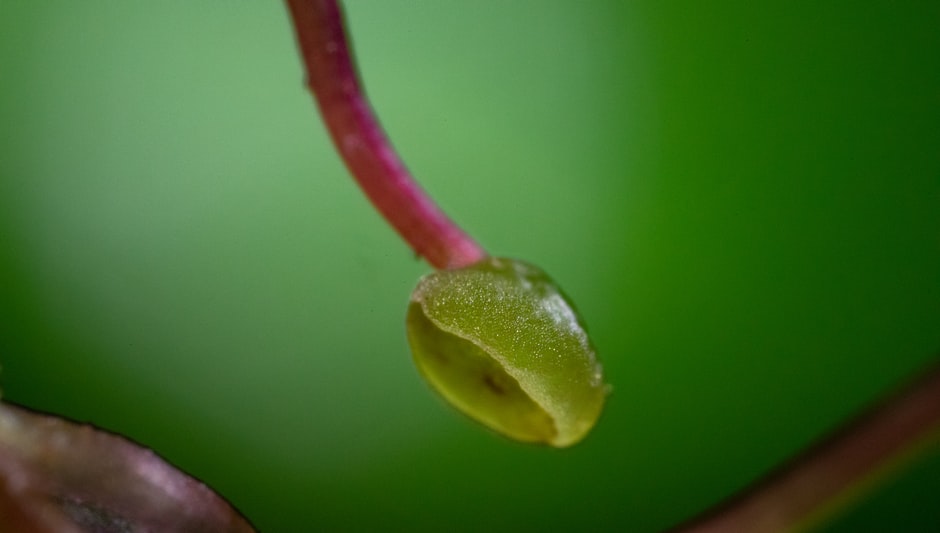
406, 257, 608, 447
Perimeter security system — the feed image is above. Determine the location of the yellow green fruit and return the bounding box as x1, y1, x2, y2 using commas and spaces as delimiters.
406, 257, 608, 447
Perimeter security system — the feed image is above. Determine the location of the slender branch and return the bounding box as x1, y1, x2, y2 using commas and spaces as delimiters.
670, 359, 940, 533
285, 0, 486, 270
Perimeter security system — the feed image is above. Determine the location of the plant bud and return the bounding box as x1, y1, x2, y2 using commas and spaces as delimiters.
407, 257, 608, 447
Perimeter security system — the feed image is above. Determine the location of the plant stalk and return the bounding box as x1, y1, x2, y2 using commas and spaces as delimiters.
670, 360, 940, 533
285, 0, 486, 270
286, 2, 940, 530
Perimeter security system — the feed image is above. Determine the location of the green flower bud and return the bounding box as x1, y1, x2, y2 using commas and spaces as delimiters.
406, 257, 608, 447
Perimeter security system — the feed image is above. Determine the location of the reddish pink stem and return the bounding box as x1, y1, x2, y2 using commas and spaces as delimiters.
286, 3, 940, 530
285, 0, 486, 270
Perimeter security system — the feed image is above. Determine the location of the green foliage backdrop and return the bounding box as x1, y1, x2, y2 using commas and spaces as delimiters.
1, 1, 938, 531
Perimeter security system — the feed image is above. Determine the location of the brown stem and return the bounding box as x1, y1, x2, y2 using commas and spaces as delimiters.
669, 359, 940, 533
285, 0, 486, 270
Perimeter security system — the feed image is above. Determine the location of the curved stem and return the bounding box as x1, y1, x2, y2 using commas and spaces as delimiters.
285, 3, 940, 530
670, 359, 940, 533
285, 0, 486, 270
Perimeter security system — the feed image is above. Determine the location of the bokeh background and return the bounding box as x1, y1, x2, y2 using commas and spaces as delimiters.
1, 1, 938, 531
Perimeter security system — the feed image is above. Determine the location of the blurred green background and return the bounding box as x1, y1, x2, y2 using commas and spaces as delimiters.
1, 1, 938, 531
